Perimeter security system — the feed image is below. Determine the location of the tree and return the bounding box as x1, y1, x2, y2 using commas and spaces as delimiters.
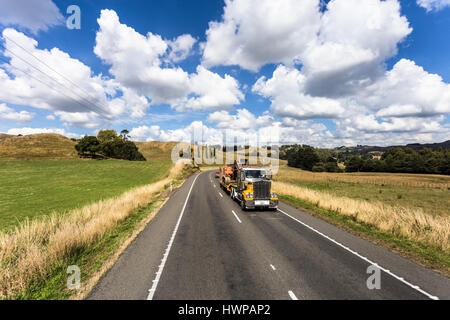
438, 150, 450, 175
312, 163, 325, 172
284, 143, 450, 175
75, 130, 145, 161
287, 145, 320, 171
75, 136, 101, 157
100, 138, 145, 161
97, 129, 119, 143
120, 129, 130, 140
345, 156, 364, 172
324, 160, 340, 172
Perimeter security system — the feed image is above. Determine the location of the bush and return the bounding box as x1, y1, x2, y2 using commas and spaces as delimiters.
286, 145, 320, 171
75, 130, 145, 161
101, 139, 145, 161
75, 136, 101, 158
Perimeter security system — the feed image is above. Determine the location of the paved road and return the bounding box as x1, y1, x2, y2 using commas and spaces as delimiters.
88, 171, 450, 300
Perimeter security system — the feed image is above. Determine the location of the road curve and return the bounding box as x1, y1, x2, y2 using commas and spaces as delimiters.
88, 171, 450, 300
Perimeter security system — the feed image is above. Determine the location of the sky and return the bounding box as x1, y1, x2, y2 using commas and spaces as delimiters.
0, 0, 449, 147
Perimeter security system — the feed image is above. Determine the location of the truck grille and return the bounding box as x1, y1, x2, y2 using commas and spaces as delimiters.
253, 180, 271, 199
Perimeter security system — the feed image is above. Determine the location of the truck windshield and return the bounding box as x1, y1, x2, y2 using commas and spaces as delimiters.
245, 170, 265, 179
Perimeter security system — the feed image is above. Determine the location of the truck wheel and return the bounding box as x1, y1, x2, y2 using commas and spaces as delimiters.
240, 199, 246, 211
231, 188, 235, 200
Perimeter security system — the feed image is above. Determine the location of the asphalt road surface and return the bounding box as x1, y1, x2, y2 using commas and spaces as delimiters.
88, 171, 450, 300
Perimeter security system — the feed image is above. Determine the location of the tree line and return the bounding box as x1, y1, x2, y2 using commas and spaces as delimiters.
75, 129, 146, 161
281, 145, 450, 175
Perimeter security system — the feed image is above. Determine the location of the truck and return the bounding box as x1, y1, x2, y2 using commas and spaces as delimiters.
220, 159, 278, 210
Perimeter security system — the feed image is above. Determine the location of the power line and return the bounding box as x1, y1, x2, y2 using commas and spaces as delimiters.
0, 44, 111, 118
0, 55, 110, 121
1, 34, 112, 113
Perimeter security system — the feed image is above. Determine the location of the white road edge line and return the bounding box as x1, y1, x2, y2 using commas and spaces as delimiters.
277, 208, 439, 300
288, 290, 298, 300
231, 210, 242, 223
147, 173, 201, 300
270, 264, 276, 271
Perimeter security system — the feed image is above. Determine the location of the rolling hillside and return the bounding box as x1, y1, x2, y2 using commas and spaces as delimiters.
0, 133, 179, 161
0, 133, 78, 159
135, 141, 179, 162
335, 140, 450, 155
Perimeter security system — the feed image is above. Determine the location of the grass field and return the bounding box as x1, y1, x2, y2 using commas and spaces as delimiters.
274, 166, 450, 217
0, 159, 172, 231
273, 165, 450, 273
0, 161, 190, 299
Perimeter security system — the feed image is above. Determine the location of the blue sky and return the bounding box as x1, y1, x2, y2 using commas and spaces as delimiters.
0, 0, 449, 147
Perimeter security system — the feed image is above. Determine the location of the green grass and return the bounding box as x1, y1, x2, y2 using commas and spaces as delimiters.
277, 174, 450, 217
0, 159, 172, 231
16, 197, 164, 299
280, 195, 450, 275
12, 165, 197, 300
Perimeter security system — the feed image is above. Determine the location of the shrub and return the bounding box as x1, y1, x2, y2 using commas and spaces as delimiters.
75, 130, 145, 161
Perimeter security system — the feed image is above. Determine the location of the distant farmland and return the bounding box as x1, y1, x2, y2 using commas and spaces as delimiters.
274, 165, 450, 217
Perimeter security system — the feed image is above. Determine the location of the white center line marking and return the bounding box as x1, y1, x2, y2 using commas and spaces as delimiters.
288, 290, 298, 300
270, 264, 276, 271
147, 173, 201, 300
218, 192, 223, 198
277, 208, 439, 300
231, 210, 242, 223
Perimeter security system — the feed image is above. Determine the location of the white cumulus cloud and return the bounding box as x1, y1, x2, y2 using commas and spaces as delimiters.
0, 28, 149, 128
6, 127, 80, 138
0, 0, 64, 34
417, 0, 450, 11
202, 0, 321, 71
0, 103, 34, 122
252, 65, 345, 119
365, 59, 450, 117
167, 34, 197, 63
94, 9, 243, 111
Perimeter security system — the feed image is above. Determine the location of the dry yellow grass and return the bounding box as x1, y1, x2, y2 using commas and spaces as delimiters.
0, 161, 186, 299
275, 167, 450, 189
273, 181, 450, 252
0, 133, 78, 159
0, 134, 12, 140
135, 141, 180, 161
69, 195, 171, 300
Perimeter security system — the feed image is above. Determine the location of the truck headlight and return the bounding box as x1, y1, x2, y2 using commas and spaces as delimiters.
247, 193, 253, 199
271, 192, 277, 198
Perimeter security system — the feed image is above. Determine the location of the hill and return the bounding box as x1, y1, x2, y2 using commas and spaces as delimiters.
335, 140, 450, 155
0, 134, 12, 140
405, 140, 450, 151
134, 141, 179, 162
0, 133, 78, 159
0, 133, 180, 161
